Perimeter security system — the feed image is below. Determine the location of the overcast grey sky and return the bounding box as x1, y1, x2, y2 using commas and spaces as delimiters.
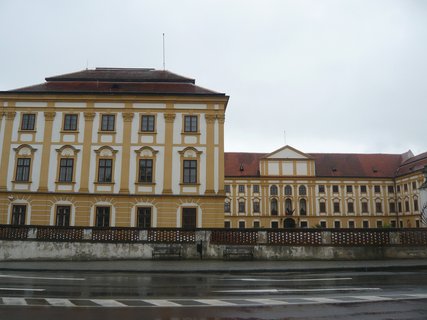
1, 0, 426, 155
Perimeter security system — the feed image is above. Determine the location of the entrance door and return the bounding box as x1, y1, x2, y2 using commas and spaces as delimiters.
283, 218, 296, 228
182, 208, 197, 229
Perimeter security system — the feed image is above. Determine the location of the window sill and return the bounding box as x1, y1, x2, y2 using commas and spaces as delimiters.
18, 130, 36, 133
94, 182, 115, 185
55, 181, 76, 185
139, 131, 157, 135
180, 183, 200, 186
60, 130, 79, 134
98, 131, 117, 135
12, 180, 32, 184
181, 132, 201, 136
135, 182, 156, 186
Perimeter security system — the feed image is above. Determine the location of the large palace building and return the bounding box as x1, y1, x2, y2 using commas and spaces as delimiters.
0, 68, 426, 229
0, 68, 228, 228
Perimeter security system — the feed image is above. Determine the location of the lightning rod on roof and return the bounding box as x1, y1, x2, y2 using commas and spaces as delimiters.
162, 33, 166, 70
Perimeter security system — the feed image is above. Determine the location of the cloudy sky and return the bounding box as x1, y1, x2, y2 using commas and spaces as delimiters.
1, 0, 426, 155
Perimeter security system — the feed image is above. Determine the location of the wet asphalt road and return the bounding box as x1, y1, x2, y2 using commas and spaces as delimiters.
0, 269, 426, 319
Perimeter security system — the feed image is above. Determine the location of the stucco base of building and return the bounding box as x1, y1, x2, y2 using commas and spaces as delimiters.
1, 240, 426, 261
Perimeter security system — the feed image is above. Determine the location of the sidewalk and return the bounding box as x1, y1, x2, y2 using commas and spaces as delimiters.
1, 259, 427, 273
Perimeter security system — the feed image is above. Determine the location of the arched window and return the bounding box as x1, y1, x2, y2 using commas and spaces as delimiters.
285, 199, 293, 215
299, 199, 307, 215
270, 185, 278, 196
299, 185, 307, 196
284, 185, 292, 196
271, 199, 278, 216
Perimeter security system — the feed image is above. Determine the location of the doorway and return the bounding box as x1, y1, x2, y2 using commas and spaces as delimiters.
182, 207, 197, 229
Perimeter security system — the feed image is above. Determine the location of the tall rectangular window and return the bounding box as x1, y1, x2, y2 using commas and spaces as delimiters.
319, 202, 326, 213
141, 115, 155, 132
375, 202, 382, 213
56, 206, 71, 227
137, 207, 151, 228
138, 159, 153, 183
98, 159, 113, 183
334, 221, 341, 229
184, 115, 198, 132
363, 220, 369, 228
332, 185, 339, 193
348, 221, 355, 228
346, 185, 353, 193
21, 114, 36, 130
101, 114, 115, 131
63, 114, 78, 131
374, 185, 381, 193
224, 202, 231, 213
238, 201, 245, 213
95, 207, 110, 227
253, 185, 260, 193
15, 158, 31, 182
253, 201, 260, 213
318, 185, 325, 193
59, 158, 74, 182
347, 202, 354, 213
11, 205, 26, 225
361, 202, 369, 213
360, 185, 367, 193
389, 202, 396, 213
183, 160, 197, 184
388, 186, 394, 194
333, 202, 340, 213
414, 199, 419, 211
238, 185, 245, 193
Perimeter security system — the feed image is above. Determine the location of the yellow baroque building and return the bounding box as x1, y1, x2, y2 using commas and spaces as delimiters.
0, 68, 426, 230
0, 68, 229, 228
224, 146, 427, 229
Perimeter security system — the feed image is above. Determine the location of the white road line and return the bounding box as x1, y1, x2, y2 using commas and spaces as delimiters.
91, 299, 127, 307
45, 298, 76, 307
302, 297, 342, 303
194, 299, 236, 306
142, 299, 182, 307
2, 297, 28, 305
0, 287, 45, 292
222, 278, 352, 282
246, 298, 289, 305
0, 274, 85, 281
406, 293, 427, 299
351, 295, 392, 301
215, 287, 381, 293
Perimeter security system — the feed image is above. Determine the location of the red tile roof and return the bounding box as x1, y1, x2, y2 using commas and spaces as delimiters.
396, 151, 427, 177
225, 152, 266, 177
4, 68, 227, 97
310, 153, 403, 178
225, 151, 427, 178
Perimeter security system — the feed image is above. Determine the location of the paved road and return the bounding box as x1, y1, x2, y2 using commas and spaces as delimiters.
0, 269, 426, 319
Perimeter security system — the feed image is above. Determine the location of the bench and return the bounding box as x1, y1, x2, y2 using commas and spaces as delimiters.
223, 246, 254, 260
152, 245, 182, 260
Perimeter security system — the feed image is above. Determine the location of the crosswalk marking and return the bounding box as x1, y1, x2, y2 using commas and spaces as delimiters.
142, 299, 181, 307
45, 298, 75, 307
91, 299, 127, 307
303, 297, 342, 303
2, 297, 27, 305
246, 298, 289, 305
194, 299, 236, 306
0, 294, 425, 308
